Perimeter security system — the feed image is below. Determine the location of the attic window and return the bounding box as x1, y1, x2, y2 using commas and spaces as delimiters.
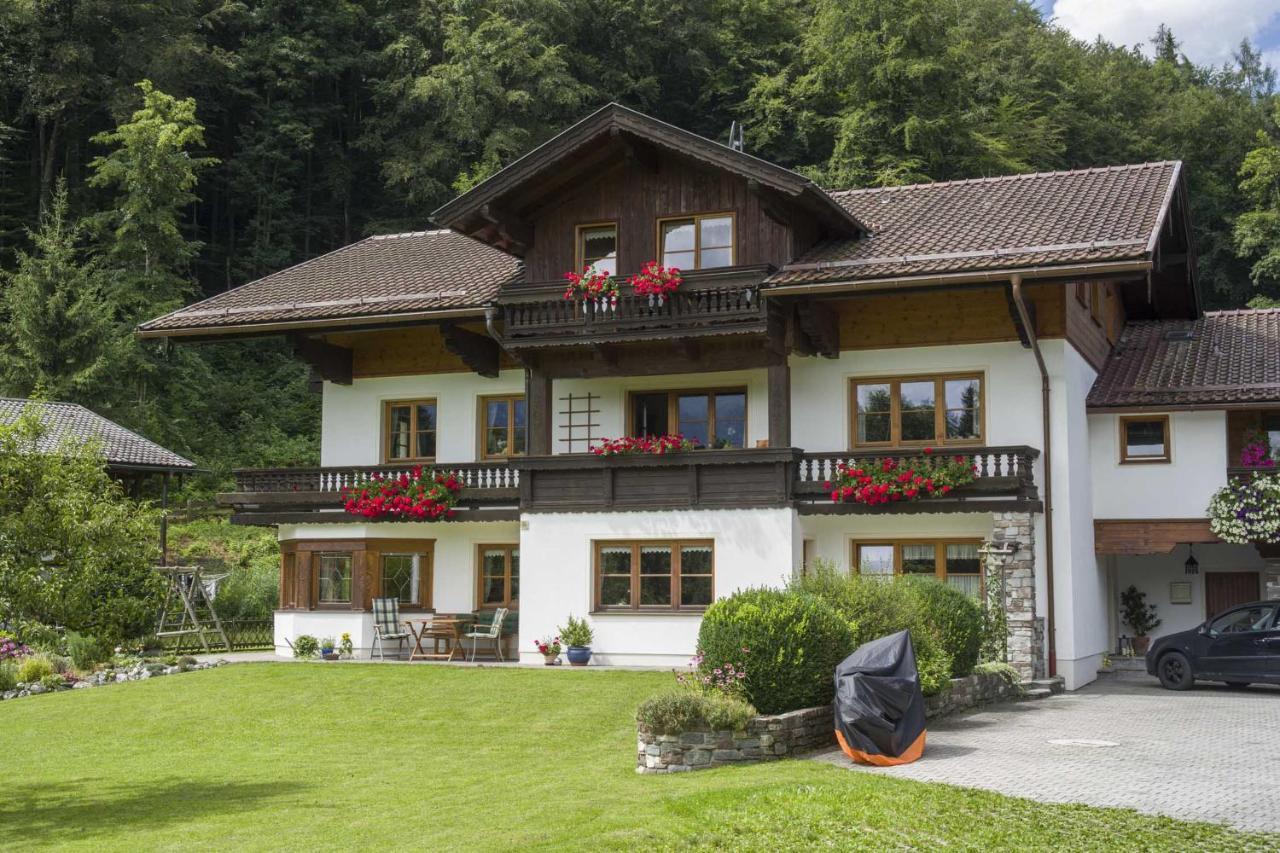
1162, 328, 1196, 342
659, 213, 735, 270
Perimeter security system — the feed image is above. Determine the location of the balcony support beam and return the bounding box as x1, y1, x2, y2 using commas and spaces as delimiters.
768, 361, 791, 448
526, 367, 553, 456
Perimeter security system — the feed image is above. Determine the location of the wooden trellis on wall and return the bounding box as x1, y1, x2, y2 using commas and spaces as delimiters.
558, 392, 600, 453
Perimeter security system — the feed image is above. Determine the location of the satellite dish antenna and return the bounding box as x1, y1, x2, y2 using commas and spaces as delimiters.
727, 121, 745, 152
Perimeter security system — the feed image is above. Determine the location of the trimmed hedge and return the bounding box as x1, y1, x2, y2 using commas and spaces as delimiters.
904, 578, 984, 678
697, 588, 854, 715
636, 690, 757, 735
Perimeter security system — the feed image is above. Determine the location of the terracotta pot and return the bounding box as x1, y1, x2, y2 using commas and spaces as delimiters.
1133, 635, 1151, 656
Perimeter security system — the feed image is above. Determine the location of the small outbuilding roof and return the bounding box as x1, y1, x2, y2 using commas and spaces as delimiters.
1087, 309, 1280, 409
0, 398, 196, 473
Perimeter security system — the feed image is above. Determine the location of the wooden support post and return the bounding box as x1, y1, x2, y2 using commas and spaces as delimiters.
768, 361, 791, 449
160, 473, 170, 566
526, 368, 553, 455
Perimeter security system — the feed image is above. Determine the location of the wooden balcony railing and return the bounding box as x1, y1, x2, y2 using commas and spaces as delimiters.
794, 445, 1041, 514
220, 461, 520, 524
498, 266, 773, 346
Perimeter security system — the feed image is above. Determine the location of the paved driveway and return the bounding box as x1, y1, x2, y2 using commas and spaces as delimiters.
813, 673, 1280, 833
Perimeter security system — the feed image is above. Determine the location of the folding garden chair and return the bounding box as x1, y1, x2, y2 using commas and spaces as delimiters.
465, 608, 509, 662
371, 597, 410, 660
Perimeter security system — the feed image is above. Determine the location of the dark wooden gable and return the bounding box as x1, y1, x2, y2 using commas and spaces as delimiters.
430, 103, 865, 279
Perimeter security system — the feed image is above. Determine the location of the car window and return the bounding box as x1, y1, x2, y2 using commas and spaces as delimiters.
1210, 605, 1276, 635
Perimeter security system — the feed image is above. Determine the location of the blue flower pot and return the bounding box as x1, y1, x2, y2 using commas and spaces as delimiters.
566, 646, 592, 666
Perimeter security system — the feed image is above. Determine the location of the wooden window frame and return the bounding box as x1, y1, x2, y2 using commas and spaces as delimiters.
314, 551, 355, 608
475, 543, 519, 610
477, 394, 527, 460
283, 538, 433, 612
1119, 414, 1171, 464
382, 398, 438, 464
849, 373, 985, 449
574, 221, 618, 274
626, 387, 748, 449
592, 539, 715, 614
656, 211, 737, 270
850, 538, 984, 590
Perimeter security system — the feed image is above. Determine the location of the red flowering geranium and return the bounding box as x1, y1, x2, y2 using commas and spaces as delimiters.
627, 261, 682, 299
824, 448, 977, 506
591, 434, 699, 456
341, 465, 461, 521
563, 266, 618, 300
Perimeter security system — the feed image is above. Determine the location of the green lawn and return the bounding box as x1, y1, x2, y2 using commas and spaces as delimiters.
0, 664, 1272, 851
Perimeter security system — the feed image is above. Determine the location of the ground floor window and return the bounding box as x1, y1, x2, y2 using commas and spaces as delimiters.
281, 538, 435, 611
381, 552, 429, 607
477, 544, 519, 609
851, 538, 982, 598
317, 553, 353, 604
594, 540, 714, 612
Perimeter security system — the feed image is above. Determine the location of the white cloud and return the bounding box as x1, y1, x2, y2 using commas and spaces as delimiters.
1051, 0, 1280, 67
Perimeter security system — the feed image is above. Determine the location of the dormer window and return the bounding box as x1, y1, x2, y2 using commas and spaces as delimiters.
576, 222, 618, 275
659, 213, 734, 270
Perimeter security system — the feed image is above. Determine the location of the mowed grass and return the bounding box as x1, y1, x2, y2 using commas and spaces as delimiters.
0, 664, 1273, 852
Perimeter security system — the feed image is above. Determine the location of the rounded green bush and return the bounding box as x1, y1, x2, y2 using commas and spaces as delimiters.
903, 578, 984, 677
636, 690, 757, 735
697, 588, 854, 715
16, 654, 55, 684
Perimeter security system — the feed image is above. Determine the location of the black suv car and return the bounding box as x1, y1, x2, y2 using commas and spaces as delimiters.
1146, 600, 1280, 690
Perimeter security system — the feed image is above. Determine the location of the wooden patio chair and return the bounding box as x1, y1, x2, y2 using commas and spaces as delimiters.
371, 597, 410, 660
465, 608, 509, 662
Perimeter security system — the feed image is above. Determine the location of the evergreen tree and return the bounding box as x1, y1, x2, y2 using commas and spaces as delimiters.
0, 179, 114, 401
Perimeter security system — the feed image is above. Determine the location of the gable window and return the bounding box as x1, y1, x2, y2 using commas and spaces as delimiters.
384, 399, 437, 462
852, 539, 983, 598
576, 223, 618, 275
380, 551, 431, 609
850, 374, 983, 448
480, 395, 527, 459
317, 553, 353, 604
477, 544, 519, 609
594, 540, 713, 612
629, 388, 746, 448
659, 213, 734, 270
1120, 415, 1170, 463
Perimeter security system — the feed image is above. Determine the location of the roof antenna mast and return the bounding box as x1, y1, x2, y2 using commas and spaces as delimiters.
727, 121, 745, 153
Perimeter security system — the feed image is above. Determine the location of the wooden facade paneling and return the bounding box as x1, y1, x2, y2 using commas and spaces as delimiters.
522, 155, 811, 282
325, 325, 518, 379
1064, 280, 1126, 371
1093, 519, 1218, 555
832, 284, 1064, 351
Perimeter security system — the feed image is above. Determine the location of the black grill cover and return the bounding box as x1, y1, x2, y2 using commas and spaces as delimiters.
833, 630, 927, 765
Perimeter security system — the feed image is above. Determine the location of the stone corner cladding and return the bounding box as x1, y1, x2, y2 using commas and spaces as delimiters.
636, 670, 1023, 773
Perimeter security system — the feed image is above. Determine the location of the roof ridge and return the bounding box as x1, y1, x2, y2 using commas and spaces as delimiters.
1203, 307, 1280, 315
826, 160, 1181, 197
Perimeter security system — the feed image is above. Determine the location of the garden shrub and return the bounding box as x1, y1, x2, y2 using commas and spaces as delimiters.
974, 661, 1022, 690
65, 632, 109, 672
697, 587, 854, 714
16, 654, 55, 683
903, 578, 983, 677
292, 634, 319, 659
636, 690, 757, 735
0, 662, 16, 691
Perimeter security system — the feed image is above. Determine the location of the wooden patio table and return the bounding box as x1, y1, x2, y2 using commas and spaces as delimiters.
403, 614, 476, 662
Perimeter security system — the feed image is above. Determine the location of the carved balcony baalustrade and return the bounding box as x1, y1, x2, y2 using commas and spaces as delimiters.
219, 462, 520, 525
793, 445, 1042, 514
495, 265, 777, 351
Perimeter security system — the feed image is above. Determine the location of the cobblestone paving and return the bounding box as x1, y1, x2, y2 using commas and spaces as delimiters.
813, 672, 1280, 833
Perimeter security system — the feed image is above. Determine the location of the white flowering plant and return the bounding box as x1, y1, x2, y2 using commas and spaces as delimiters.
1208, 471, 1280, 544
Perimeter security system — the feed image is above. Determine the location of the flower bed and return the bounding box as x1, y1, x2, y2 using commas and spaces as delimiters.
636, 669, 1025, 773
1, 658, 223, 703
825, 450, 977, 506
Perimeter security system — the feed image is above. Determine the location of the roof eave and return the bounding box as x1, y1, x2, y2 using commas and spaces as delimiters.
135, 305, 491, 341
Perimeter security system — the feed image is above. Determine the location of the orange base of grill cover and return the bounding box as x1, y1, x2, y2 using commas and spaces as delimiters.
836, 728, 926, 766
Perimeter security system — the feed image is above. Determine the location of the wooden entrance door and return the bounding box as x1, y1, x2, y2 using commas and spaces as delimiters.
1205, 572, 1261, 619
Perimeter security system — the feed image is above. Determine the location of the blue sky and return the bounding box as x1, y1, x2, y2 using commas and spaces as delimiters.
1034, 0, 1280, 69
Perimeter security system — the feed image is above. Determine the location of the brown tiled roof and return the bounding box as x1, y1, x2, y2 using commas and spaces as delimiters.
0, 398, 195, 471
767, 161, 1181, 286
139, 157, 1184, 337
1087, 310, 1280, 409
138, 230, 522, 335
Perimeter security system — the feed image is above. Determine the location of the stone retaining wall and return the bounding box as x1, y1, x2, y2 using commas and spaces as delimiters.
637, 669, 1023, 773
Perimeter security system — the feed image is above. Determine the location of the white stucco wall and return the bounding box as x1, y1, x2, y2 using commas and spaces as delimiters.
517, 508, 797, 666
273, 520, 520, 656
1089, 409, 1227, 520
799, 512, 996, 571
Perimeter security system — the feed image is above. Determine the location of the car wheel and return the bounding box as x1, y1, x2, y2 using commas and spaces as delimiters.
1157, 651, 1194, 690
1225, 681, 1251, 689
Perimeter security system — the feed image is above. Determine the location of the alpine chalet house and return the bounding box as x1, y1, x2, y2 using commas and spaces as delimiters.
139, 104, 1278, 689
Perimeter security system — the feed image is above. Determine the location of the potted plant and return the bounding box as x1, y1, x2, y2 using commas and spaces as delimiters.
1120, 585, 1161, 655
534, 635, 562, 666
319, 637, 339, 660
339, 632, 355, 660
559, 615, 594, 666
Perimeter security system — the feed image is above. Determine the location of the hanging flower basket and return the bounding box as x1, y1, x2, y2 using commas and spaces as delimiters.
825, 449, 977, 506
628, 261, 682, 306
563, 266, 618, 310
591, 434, 700, 456
1209, 471, 1280, 544
340, 465, 461, 520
